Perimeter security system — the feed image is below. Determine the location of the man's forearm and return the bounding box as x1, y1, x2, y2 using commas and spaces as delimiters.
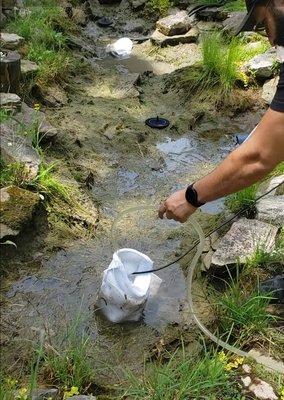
194, 109, 284, 203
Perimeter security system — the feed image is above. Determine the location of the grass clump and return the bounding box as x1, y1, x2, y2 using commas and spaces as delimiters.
121, 348, 244, 399
146, 0, 171, 15
225, 183, 258, 215
216, 278, 277, 345
6, 1, 76, 86
0, 158, 29, 188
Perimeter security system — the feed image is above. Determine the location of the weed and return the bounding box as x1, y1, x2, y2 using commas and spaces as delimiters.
216, 274, 277, 345
42, 317, 94, 392
146, 0, 171, 15
245, 244, 284, 272
121, 348, 244, 400
225, 183, 258, 215
0, 109, 11, 124
0, 158, 29, 188
31, 163, 71, 203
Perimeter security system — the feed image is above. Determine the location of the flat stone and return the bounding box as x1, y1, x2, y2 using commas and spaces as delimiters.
266, 174, 284, 195
248, 379, 277, 400
222, 11, 247, 35
21, 59, 39, 77
256, 196, 284, 227
31, 388, 58, 400
197, 6, 228, 21
244, 48, 277, 80
156, 11, 191, 36
0, 124, 41, 179
0, 32, 24, 50
0, 186, 40, 239
241, 376, 252, 388
39, 84, 68, 107
0, 92, 21, 111
211, 218, 278, 267
262, 76, 279, 104
151, 27, 198, 47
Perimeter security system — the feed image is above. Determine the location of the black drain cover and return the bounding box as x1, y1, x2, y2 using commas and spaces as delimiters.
97, 16, 113, 27
145, 116, 170, 129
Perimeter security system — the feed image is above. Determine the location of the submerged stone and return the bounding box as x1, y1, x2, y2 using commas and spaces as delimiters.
211, 218, 278, 267
0, 186, 40, 239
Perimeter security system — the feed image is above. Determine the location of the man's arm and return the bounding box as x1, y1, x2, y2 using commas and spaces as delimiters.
159, 108, 284, 223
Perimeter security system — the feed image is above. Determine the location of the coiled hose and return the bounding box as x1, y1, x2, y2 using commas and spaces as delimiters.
112, 207, 284, 374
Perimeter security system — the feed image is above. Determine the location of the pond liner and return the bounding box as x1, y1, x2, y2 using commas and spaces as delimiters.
145, 116, 170, 129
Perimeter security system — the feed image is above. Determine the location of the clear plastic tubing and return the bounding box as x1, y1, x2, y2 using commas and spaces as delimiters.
112, 206, 284, 374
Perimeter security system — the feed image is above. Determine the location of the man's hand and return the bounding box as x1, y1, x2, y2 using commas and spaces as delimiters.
158, 189, 197, 223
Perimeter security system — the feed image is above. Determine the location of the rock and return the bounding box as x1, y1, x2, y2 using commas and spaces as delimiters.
21, 59, 39, 77
0, 92, 21, 112
241, 376, 252, 388
197, 6, 228, 21
2, 0, 16, 9
156, 11, 192, 36
151, 27, 198, 47
262, 76, 279, 104
0, 124, 41, 179
6, 102, 58, 141
248, 349, 284, 374
0, 32, 24, 50
0, 186, 40, 239
31, 388, 58, 400
257, 196, 284, 227
248, 379, 277, 400
211, 218, 278, 267
0, 223, 19, 239
242, 364, 252, 374
129, 0, 146, 11
222, 11, 247, 34
244, 48, 278, 80
67, 397, 96, 400
201, 250, 213, 271
38, 84, 68, 107
0, 12, 7, 29
196, 20, 223, 32
266, 174, 284, 195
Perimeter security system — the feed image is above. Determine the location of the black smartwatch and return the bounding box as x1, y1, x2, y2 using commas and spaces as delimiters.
185, 184, 205, 208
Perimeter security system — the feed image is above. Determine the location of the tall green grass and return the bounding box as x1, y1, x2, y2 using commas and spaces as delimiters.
121, 349, 244, 400
225, 183, 258, 215
6, 1, 76, 86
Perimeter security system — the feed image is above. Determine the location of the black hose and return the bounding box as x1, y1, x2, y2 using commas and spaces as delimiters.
133, 178, 284, 275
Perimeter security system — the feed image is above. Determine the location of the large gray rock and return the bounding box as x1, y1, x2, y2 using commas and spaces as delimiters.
211, 218, 278, 267
0, 186, 40, 239
1, 124, 41, 179
0, 92, 21, 111
0, 32, 24, 50
21, 59, 39, 77
197, 6, 228, 21
222, 11, 247, 34
262, 76, 279, 104
31, 388, 58, 400
156, 11, 191, 36
151, 27, 198, 47
245, 48, 278, 79
5, 102, 58, 141
257, 196, 284, 227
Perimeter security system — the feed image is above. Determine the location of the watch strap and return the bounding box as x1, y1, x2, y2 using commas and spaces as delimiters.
185, 184, 205, 208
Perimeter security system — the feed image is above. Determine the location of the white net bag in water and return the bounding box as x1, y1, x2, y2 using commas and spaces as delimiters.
97, 248, 162, 323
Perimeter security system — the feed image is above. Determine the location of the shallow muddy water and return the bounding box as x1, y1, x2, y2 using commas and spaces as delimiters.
0, 5, 267, 384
